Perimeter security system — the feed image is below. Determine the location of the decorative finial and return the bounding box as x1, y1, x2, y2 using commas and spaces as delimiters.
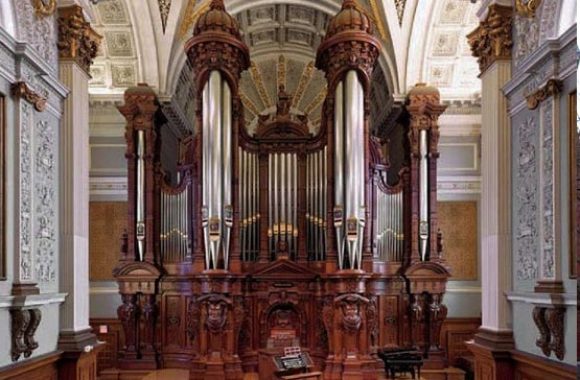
342, 0, 358, 8
210, 0, 225, 10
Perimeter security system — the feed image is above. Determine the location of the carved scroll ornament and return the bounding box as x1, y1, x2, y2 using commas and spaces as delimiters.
10, 308, 42, 362
526, 79, 562, 110
532, 305, 566, 360
11, 82, 47, 112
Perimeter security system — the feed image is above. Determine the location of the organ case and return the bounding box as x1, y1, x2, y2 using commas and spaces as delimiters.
113, 0, 451, 379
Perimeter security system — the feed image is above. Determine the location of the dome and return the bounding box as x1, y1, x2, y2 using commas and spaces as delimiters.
325, 0, 374, 39
193, 0, 240, 37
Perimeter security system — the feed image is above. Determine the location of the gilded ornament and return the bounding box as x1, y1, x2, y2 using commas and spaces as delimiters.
467, 4, 513, 74
31, 0, 57, 17
515, 0, 542, 17
525, 79, 562, 110
11, 82, 47, 112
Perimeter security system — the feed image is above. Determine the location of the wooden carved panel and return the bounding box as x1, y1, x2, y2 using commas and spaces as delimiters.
163, 294, 184, 350
90, 319, 123, 372
437, 201, 478, 280
381, 295, 399, 346
89, 202, 127, 280
440, 318, 480, 366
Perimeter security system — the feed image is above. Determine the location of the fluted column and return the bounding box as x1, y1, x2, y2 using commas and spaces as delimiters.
57, 4, 101, 352
466, 4, 515, 379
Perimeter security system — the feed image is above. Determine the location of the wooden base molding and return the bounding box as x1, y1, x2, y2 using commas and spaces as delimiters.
0, 351, 61, 380
58, 328, 99, 352
511, 350, 576, 380
466, 329, 515, 380
59, 342, 106, 380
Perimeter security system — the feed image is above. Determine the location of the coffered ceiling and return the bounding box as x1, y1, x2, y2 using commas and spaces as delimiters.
88, 0, 483, 111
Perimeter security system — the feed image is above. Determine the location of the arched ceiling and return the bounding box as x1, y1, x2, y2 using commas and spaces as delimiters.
88, 0, 483, 108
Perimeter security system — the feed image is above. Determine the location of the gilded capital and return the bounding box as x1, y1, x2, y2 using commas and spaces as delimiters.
57, 5, 102, 75
467, 4, 513, 75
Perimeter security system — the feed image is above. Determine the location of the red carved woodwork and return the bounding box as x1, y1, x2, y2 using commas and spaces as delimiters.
113, 1, 450, 379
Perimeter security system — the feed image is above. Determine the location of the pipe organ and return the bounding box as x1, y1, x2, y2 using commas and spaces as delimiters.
113, 1, 451, 379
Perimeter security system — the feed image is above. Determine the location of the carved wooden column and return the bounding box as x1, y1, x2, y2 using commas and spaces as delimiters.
466, 4, 515, 380
114, 84, 163, 370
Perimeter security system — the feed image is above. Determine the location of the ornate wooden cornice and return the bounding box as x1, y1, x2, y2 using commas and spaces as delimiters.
467, 4, 513, 75
526, 79, 563, 110
57, 5, 102, 75
11, 82, 47, 112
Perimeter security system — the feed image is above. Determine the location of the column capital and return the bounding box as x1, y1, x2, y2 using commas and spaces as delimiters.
57, 5, 102, 76
467, 4, 513, 75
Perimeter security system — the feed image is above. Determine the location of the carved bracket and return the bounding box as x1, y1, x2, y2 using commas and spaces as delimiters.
532, 305, 566, 360
526, 79, 562, 110
11, 308, 42, 362
11, 82, 47, 112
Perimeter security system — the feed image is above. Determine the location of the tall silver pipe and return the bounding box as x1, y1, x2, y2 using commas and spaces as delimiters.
222, 80, 232, 269
292, 153, 297, 257
334, 81, 344, 269
419, 129, 429, 261
268, 154, 273, 255
136, 130, 146, 261
274, 153, 279, 251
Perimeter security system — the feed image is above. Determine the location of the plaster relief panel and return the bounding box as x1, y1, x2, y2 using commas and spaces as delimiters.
428, 64, 454, 87
286, 29, 313, 47
540, 99, 555, 279
431, 31, 459, 56
287, 5, 316, 25
515, 117, 539, 281
250, 30, 278, 47
89, 64, 107, 87
248, 6, 276, 26
19, 103, 33, 282
111, 64, 136, 88
439, 0, 468, 24
96, 0, 129, 25
514, 15, 540, 67
105, 31, 134, 57
34, 119, 57, 284
14, 0, 58, 69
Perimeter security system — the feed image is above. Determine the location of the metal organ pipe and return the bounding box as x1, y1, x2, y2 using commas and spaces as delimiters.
136, 130, 145, 261
333, 81, 344, 269
419, 129, 429, 261
200, 70, 233, 270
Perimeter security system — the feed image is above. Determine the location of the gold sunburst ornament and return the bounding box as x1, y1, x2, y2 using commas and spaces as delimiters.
32, 0, 57, 16
515, 0, 541, 17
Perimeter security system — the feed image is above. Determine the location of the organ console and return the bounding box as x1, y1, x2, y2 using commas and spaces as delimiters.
113, 0, 451, 379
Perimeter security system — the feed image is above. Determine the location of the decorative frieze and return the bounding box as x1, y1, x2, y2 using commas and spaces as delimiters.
467, 4, 513, 74
540, 99, 555, 280
515, 117, 539, 280
34, 119, 57, 283
57, 5, 102, 75
19, 103, 33, 283
14, 0, 58, 69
